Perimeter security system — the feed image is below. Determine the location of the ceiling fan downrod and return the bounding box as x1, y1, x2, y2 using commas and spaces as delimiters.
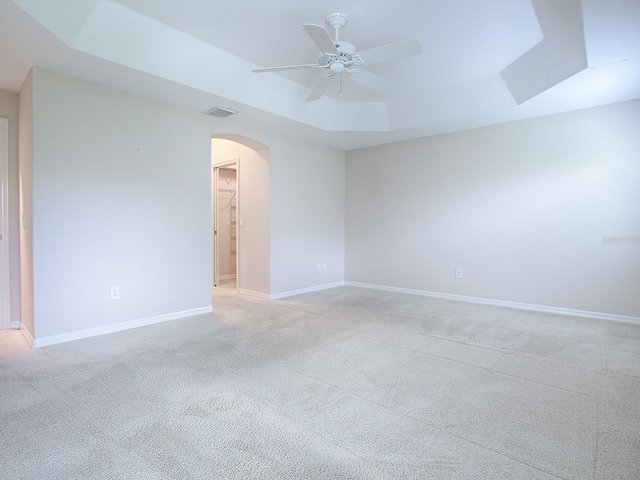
325, 12, 348, 43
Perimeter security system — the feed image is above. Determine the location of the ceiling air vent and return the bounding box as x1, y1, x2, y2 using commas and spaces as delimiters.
206, 106, 237, 118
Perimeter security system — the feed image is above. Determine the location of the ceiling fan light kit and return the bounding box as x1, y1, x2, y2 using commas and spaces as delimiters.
252, 11, 423, 102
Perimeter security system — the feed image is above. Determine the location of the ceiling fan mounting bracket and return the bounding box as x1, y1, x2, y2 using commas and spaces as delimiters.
325, 12, 349, 38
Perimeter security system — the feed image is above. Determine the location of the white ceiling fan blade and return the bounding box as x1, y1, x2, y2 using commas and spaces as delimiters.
349, 69, 396, 95
303, 24, 339, 55
356, 39, 422, 65
253, 64, 326, 73
306, 73, 334, 102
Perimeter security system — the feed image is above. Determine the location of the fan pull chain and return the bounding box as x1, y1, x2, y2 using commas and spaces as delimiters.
340, 72, 343, 96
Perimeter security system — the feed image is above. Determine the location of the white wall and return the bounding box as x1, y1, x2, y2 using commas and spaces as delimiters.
0, 116, 7, 328
18, 73, 34, 337
346, 100, 640, 318
0, 89, 22, 329
18, 68, 346, 343
29, 68, 213, 340
269, 137, 345, 295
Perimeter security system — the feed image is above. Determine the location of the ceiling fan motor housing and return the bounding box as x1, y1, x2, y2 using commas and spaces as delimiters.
319, 40, 357, 68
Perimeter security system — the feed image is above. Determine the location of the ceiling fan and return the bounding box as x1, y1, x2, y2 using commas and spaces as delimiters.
252, 12, 423, 102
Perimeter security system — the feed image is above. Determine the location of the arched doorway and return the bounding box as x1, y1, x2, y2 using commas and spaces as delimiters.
211, 135, 270, 299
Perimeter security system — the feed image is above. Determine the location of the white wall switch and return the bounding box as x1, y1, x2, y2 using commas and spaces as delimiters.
239, 218, 244, 228
317, 263, 322, 272
322, 262, 327, 271
110, 286, 120, 300
455, 269, 463, 279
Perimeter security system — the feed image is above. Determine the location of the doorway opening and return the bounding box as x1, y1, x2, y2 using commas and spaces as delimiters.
210, 135, 271, 299
212, 160, 238, 293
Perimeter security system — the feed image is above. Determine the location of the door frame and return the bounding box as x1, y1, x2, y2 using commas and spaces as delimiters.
0, 117, 10, 329
212, 158, 239, 292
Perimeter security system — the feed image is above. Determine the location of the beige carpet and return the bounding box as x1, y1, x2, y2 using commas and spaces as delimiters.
1, 286, 639, 479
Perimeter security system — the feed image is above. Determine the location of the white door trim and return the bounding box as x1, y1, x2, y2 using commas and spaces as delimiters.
212, 158, 239, 293
212, 164, 219, 288
0, 118, 11, 330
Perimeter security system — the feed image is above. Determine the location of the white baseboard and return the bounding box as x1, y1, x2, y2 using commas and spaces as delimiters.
238, 282, 346, 301
20, 322, 34, 347
345, 281, 640, 325
10, 321, 20, 329
219, 274, 237, 280
31, 306, 213, 349
238, 289, 270, 300
269, 281, 346, 300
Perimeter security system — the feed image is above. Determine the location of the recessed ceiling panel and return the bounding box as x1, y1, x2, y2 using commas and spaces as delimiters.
500, 0, 588, 105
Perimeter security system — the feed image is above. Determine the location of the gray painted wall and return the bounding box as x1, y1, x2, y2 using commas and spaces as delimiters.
21, 68, 346, 342
346, 100, 640, 317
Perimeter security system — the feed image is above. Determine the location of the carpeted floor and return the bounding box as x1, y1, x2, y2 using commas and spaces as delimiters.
1, 286, 639, 479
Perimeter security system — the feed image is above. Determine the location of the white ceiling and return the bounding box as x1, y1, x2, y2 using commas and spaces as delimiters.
1, 0, 639, 150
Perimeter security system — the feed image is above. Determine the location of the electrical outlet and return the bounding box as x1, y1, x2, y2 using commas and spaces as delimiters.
322, 262, 327, 271
455, 269, 463, 279
110, 286, 120, 300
